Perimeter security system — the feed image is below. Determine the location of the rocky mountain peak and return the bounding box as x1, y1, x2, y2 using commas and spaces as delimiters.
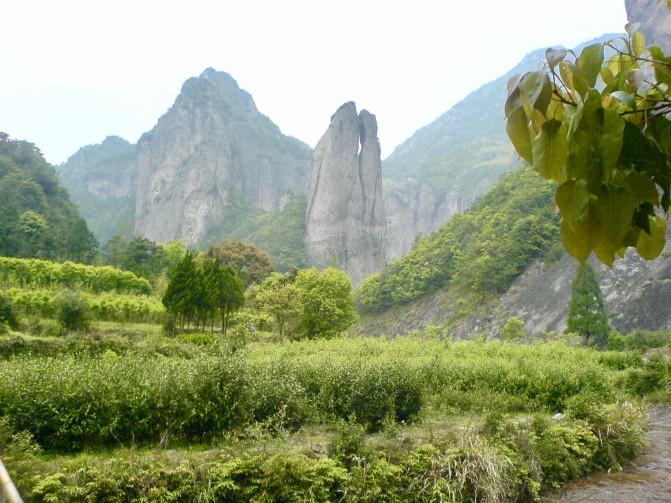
626, 0, 671, 52
134, 67, 311, 246
305, 102, 386, 286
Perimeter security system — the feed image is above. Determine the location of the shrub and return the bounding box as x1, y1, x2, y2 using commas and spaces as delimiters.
0, 293, 18, 331
500, 316, 525, 342
330, 418, 370, 467
55, 290, 90, 332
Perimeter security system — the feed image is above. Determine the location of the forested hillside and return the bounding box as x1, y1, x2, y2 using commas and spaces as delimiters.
0, 133, 97, 263
357, 167, 561, 313
58, 136, 136, 243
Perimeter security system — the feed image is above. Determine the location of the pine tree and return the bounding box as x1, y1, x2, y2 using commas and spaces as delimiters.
566, 263, 609, 347
162, 251, 197, 333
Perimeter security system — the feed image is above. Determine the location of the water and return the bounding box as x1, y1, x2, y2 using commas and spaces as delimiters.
544, 407, 671, 503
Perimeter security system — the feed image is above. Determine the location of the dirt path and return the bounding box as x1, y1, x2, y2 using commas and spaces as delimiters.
544, 407, 671, 503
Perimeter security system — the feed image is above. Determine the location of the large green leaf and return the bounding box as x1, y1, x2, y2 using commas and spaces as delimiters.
632, 32, 646, 57
519, 71, 552, 116
556, 180, 589, 223
560, 61, 588, 96
578, 43, 604, 87
648, 47, 671, 85
532, 120, 568, 181
560, 219, 591, 263
636, 215, 666, 259
598, 108, 625, 179
626, 172, 659, 204
594, 185, 637, 252
506, 107, 533, 163
546, 48, 568, 69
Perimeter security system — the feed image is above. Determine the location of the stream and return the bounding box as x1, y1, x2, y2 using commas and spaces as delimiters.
544, 407, 671, 502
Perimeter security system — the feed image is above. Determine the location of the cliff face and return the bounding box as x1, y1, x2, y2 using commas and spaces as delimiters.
626, 0, 671, 52
134, 69, 311, 245
384, 179, 471, 261
305, 102, 386, 286
58, 136, 137, 242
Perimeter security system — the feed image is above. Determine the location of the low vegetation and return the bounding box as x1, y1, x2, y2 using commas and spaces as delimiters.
0, 331, 661, 501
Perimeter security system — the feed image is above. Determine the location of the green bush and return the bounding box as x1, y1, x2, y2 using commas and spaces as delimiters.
0, 293, 18, 331
0, 256, 151, 294
0, 355, 250, 451
6, 287, 165, 324
55, 290, 90, 332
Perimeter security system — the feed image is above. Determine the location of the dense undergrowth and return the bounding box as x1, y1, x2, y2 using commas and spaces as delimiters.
0, 330, 665, 501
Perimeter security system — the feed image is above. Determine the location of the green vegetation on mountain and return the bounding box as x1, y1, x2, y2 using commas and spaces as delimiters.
356, 167, 561, 313
57, 136, 136, 243
0, 133, 97, 262
228, 196, 308, 271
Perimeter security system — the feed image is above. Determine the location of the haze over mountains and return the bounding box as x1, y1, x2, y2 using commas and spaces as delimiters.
56, 0, 671, 308
56, 37, 584, 281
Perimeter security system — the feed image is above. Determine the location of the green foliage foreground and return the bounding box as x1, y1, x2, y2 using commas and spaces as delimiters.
0, 339, 617, 453
0, 336, 653, 502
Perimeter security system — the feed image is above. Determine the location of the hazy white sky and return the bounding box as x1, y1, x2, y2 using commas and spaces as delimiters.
2, 0, 627, 164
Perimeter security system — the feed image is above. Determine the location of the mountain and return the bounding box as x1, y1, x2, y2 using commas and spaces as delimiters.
305, 102, 386, 286
58, 135, 136, 243
382, 36, 620, 261
134, 68, 312, 246
625, 0, 671, 52
0, 133, 97, 262
357, 5, 671, 337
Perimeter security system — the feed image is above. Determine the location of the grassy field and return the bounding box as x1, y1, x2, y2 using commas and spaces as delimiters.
1, 320, 667, 502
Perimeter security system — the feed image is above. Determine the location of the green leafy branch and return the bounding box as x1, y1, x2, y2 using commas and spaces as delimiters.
505, 27, 671, 266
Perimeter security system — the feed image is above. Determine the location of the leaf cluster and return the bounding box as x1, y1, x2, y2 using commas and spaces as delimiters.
505, 31, 671, 265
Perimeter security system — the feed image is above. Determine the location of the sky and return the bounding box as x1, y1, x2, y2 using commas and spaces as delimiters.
2, 0, 628, 165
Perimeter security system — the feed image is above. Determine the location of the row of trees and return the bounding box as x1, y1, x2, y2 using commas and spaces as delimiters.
162, 253, 245, 336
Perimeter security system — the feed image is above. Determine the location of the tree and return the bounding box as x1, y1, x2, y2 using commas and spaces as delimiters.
254, 272, 302, 338
207, 241, 273, 287
500, 316, 526, 342
505, 28, 671, 266
123, 236, 165, 279
103, 235, 128, 269
295, 268, 357, 339
162, 251, 197, 333
566, 263, 609, 347
206, 262, 245, 336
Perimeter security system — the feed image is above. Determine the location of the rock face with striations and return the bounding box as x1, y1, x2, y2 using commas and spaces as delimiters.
134, 68, 311, 245
305, 102, 386, 286
626, 0, 671, 52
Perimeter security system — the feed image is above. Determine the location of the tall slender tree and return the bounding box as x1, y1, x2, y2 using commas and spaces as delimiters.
566, 263, 609, 347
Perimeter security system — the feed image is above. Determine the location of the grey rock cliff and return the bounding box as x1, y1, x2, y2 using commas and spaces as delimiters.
384, 179, 470, 261
134, 68, 311, 245
490, 233, 671, 336
305, 102, 386, 286
626, 0, 671, 52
